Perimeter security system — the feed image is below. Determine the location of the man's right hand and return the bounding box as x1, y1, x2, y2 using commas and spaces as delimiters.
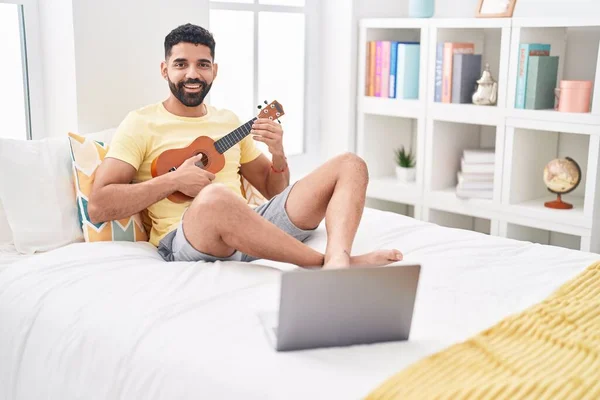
172, 154, 216, 197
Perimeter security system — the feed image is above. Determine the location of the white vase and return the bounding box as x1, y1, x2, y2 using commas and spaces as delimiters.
395, 166, 416, 182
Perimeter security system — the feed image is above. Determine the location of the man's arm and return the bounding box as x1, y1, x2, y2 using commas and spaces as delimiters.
88, 158, 178, 224
88, 154, 214, 224
240, 153, 289, 200
242, 118, 290, 199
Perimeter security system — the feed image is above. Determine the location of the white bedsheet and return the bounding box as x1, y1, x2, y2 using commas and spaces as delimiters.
0, 244, 25, 270
1, 207, 599, 400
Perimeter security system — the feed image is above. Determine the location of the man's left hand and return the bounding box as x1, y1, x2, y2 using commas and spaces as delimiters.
251, 119, 284, 157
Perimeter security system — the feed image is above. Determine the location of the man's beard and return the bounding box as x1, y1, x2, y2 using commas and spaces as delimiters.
168, 77, 212, 107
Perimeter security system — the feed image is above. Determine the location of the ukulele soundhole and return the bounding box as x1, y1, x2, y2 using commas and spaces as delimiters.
194, 152, 209, 169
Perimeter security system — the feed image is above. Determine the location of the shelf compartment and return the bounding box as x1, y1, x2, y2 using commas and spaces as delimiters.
505, 222, 581, 251
367, 178, 421, 206
504, 127, 591, 229
508, 25, 600, 116
360, 114, 421, 182
427, 208, 492, 235
359, 96, 424, 119
360, 24, 427, 101
428, 24, 511, 110
427, 120, 502, 202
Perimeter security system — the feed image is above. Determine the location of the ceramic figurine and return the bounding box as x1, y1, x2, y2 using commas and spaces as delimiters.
472, 63, 498, 106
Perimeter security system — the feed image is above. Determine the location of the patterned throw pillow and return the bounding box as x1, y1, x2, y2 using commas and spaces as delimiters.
67, 132, 148, 243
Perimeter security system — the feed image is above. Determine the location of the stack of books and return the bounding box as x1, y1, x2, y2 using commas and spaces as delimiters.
434, 42, 483, 104
364, 41, 421, 99
456, 148, 495, 199
514, 43, 558, 110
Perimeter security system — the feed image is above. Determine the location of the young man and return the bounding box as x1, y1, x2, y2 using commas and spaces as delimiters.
89, 23, 402, 269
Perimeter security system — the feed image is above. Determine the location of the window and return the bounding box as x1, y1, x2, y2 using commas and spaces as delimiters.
209, 0, 319, 167
0, 0, 42, 140
0, 3, 28, 139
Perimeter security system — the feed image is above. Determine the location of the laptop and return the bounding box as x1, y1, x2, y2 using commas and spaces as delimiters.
257, 264, 421, 352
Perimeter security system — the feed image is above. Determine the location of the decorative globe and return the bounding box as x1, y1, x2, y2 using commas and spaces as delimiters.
543, 157, 581, 195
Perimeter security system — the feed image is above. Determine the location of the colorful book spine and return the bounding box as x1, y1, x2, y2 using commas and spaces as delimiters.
442, 43, 475, 103
365, 42, 372, 96
434, 43, 444, 102
525, 55, 559, 110
374, 41, 382, 97
368, 41, 376, 96
396, 43, 420, 99
515, 43, 551, 109
389, 42, 398, 98
380, 41, 391, 98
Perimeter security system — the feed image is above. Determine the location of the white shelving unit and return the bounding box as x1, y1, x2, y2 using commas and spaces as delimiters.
356, 17, 600, 253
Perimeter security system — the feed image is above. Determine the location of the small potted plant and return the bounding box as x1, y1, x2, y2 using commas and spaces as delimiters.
394, 146, 416, 182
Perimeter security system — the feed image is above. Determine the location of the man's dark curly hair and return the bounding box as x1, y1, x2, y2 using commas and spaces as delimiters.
164, 23, 216, 60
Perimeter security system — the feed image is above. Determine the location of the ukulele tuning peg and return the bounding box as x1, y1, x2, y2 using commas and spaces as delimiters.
257, 105, 262, 109
277, 119, 281, 124
263, 100, 268, 105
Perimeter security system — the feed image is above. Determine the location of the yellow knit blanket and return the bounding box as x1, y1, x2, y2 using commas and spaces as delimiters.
367, 262, 600, 400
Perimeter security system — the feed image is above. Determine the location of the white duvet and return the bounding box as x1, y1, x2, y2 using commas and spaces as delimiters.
1, 208, 599, 400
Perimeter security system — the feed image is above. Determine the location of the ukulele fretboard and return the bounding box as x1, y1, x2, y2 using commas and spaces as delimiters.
214, 117, 258, 154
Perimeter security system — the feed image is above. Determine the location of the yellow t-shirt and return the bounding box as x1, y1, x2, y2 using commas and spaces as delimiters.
105, 102, 263, 247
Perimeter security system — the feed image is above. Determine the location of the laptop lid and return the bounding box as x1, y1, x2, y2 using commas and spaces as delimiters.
275, 264, 421, 351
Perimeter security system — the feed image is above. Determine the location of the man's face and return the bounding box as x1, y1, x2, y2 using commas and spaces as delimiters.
161, 42, 217, 107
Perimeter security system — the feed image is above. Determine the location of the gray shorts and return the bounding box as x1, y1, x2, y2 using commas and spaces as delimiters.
157, 184, 315, 263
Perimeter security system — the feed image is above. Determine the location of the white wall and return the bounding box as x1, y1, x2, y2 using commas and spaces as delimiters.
319, 0, 356, 160
40, 0, 210, 137
38, 0, 78, 139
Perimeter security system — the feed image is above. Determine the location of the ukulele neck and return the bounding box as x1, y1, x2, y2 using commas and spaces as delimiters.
214, 117, 258, 154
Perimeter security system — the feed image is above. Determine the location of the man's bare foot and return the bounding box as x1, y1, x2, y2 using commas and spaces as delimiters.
322, 249, 403, 269
322, 252, 351, 270
350, 249, 403, 267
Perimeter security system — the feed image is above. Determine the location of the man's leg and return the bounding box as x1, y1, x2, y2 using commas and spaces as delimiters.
284, 152, 402, 268
181, 184, 324, 267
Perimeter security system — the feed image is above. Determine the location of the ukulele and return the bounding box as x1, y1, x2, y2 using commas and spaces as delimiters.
151, 100, 285, 203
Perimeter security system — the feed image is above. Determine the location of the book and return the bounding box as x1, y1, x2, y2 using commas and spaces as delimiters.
380, 41, 391, 98
515, 43, 551, 109
525, 55, 559, 110
366, 41, 376, 96
462, 148, 495, 164
452, 54, 482, 104
389, 41, 398, 98
434, 43, 444, 102
460, 158, 495, 174
374, 41, 383, 97
457, 180, 494, 190
457, 171, 494, 183
365, 42, 371, 96
395, 43, 421, 99
442, 43, 475, 103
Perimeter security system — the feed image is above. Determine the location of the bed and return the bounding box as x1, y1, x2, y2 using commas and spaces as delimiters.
1, 206, 599, 400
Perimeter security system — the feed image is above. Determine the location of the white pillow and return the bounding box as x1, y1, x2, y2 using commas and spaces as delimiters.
0, 137, 84, 254
0, 198, 12, 245
0, 129, 117, 255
